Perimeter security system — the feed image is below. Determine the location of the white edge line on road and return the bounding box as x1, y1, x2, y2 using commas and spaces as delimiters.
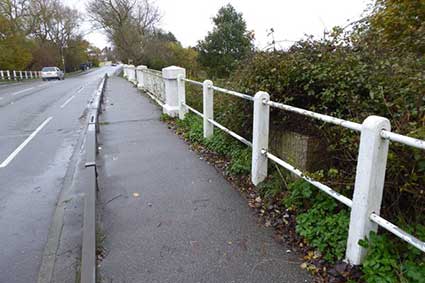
0, 117, 53, 168
11, 87, 35, 96
60, 95, 76, 109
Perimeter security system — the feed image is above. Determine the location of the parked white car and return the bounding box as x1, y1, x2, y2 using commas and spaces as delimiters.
41, 67, 64, 81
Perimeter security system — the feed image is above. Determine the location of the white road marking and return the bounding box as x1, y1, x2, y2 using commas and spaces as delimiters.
11, 87, 35, 96
0, 117, 53, 168
76, 86, 84, 94
60, 95, 76, 109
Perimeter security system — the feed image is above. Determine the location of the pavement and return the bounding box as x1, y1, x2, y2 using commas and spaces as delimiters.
97, 76, 312, 283
0, 66, 118, 282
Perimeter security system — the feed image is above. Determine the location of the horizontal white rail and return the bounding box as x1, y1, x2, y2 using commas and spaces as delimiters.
145, 90, 165, 107
210, 85, 254, 101
183, 103, 252, 147
184, 103, 203, 117
207, 118, 252, 147
267, 100, 362, 132
381, 130, 425, 150
263, 150, 353, 207
181, 78, 203, 87
370, 213, 425, 252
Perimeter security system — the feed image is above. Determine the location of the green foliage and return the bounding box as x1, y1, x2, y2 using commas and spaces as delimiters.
0, 34, 33, 69
145, 41, 200, 77
228, 147, 251, 175
257, 172, 284, 199
176, 114, 204, 144
0, 0, 90, 71
367, 0, 425, 55
204, 130, 234, 155
284, 180, 349, 262
297, 205, 349, 262
283, 179, 316, 210
65, 36, 90, 72
231, 0, 425, 223
197, 4, 253, 78
360, 227, 425, 283
174, 113, 251, 175
402, 261, 425, 283
360, 233, 399, 283
160, 113, 173, 122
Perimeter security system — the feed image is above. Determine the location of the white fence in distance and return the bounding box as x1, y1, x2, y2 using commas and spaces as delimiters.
0, 70, 42, 80
122, 64, 425, 265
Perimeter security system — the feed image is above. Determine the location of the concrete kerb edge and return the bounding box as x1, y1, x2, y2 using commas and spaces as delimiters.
80, 73, 108, 283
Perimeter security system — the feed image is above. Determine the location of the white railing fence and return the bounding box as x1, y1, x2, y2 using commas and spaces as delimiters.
0, 70, 42, 81
137, 66, 166, 104
123, 64, 425, 265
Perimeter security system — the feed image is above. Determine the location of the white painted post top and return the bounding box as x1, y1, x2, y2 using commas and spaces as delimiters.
162, 66, 186, 79
136, 65, 147, 70
128, 64, 135, 69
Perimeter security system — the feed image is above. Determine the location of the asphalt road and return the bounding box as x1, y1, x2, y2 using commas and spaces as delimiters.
0, 66, 116, 282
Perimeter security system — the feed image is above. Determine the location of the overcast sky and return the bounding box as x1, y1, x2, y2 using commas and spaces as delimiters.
66, 0, 371, 49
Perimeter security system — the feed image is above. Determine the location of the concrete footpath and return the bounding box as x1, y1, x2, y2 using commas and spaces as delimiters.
96, 76, 312, 283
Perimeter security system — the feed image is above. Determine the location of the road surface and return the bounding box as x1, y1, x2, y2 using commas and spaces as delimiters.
0, 67, 115, 282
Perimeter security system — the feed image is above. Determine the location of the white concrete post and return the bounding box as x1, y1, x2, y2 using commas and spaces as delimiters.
13, 70, 16, 80
123, 64, 128, 78
7, 70, 11, 80
345, 115, 390, 265
126, 65, 131, 81
251, 91, 270, 185
25, 71, 28, 79
162, 66, 186, 117
0, 70, 3, 80
128, 65, 136, 84
30, 71, 33, 79
136, 65, 147, 89
19, 71, 23, 80
177, 74, 187, 120
203, 80, 214, 138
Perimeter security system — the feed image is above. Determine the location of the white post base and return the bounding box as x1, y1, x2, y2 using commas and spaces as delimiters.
162, 105, 179, 117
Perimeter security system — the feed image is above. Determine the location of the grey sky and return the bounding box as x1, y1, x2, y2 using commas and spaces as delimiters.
66, 0, 371, 49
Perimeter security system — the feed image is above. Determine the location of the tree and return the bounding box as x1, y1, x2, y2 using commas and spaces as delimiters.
0, 0, 32, 36
197, 4, 253, 78
0, 0, 86, 71
87, 0, 160, 64
0, 34, 33, 69
367, 0, 425, 55
65, 36, 90, 72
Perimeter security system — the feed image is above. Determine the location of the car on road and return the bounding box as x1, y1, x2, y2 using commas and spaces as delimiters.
41, 67, 64, 81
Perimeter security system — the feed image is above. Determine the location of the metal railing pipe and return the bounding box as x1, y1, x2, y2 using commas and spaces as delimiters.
267, 100, 362, 132
264, 150, 353, 207
370, 213, 425, 253
381, 130, 425, 150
